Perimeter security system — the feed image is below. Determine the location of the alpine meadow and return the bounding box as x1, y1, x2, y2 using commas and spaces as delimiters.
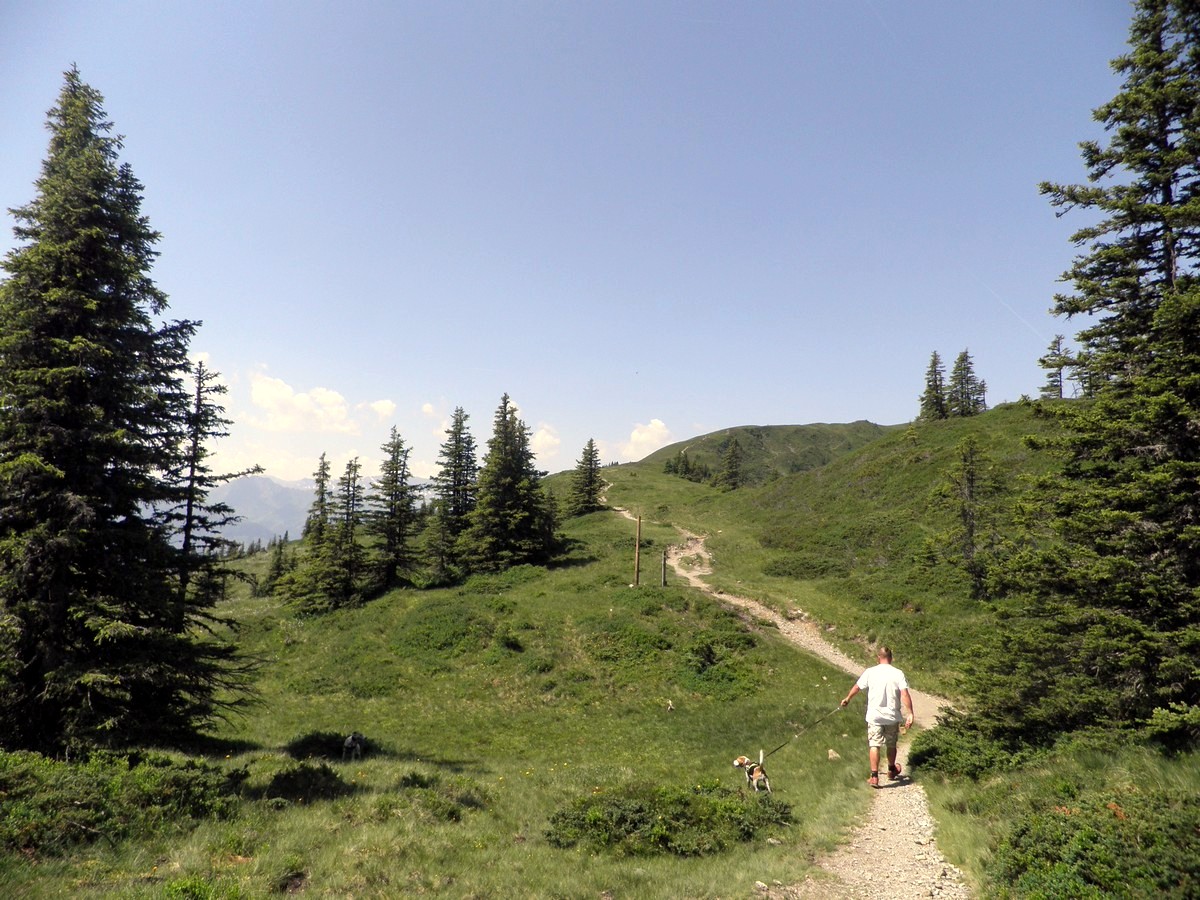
3, 2, 1200, 898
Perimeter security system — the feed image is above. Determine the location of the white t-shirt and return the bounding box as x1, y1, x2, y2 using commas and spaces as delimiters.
856, 662, 909, 725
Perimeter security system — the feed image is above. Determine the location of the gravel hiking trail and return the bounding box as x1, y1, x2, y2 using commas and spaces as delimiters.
623, 508, 973, 899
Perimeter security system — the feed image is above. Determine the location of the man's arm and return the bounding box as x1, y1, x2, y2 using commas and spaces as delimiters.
900, 688, 914, 727
840, 684, 861, 707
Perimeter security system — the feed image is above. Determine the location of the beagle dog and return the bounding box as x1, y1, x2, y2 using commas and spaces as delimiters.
733, 754, 771, 792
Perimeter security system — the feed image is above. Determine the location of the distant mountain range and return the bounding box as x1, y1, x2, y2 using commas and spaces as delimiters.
210, 474, 436, 547
210, 476, 313, 547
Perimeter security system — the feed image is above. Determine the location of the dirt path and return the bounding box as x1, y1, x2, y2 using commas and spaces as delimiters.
660, 525, 973, 899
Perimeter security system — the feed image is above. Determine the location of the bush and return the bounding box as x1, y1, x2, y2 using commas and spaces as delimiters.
991, 788, 1200, 897
264, 762, 354, 803
393, 596, 496, 658
909, 714, 1031, 779
0, 750, 238, 857
545, 780, 792, 857
283, 730, 347, 761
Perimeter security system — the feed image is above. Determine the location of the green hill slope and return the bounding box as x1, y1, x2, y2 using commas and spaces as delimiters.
642, 420, 898, 484
605, 401, 1066, 696
0, 512, 871, 898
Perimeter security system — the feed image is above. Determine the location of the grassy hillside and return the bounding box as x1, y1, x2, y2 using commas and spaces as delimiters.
1, 511, 874, 898
606, 403, 1200, 897
641, 420, 898, 484
605, 401, 1065, 697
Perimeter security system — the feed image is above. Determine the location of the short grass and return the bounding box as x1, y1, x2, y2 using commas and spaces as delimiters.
2, 510, 873, 898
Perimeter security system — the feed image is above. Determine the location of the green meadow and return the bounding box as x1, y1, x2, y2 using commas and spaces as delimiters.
1, 505, 872, 898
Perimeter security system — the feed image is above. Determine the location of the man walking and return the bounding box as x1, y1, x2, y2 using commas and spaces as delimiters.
840, 646, 914, 787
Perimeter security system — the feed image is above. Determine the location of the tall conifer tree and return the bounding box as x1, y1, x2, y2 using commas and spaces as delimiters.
0, 70, 249, 750
962, 0, 1200, 747
365, 427, 416, 589
426, 407, 477, 578
302, 452, 332, 547
715, 437, 745, 490
566, 438, 604, 516
918, 351, 948, 420
458, 394, 558, 571
165, 360, 262, 610
1037, 335, 1073, 400
1041, 0, 1200, 391
326, 457, 367, 606
432, 407, 478, 535
946, 350, 986, 417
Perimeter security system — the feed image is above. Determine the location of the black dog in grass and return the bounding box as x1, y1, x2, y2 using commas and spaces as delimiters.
343, 732, 366, 761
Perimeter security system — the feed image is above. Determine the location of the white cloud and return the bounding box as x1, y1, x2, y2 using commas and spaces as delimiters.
209, 439, 314, 483
421, 402, 436, 416
619, 418, 673, 462
245, 370, 358, 435
530, 423, 561, 462
365, 399, 397, 421
409, 456, 437, 480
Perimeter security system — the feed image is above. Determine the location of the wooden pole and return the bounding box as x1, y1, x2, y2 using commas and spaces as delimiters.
634, 516, 641, 586
661, 549, 667, 587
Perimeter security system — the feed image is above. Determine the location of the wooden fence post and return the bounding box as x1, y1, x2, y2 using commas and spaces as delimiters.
634, 516, 641, 586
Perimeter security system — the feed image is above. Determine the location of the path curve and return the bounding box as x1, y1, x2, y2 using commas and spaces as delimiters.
635, 516, 972, 898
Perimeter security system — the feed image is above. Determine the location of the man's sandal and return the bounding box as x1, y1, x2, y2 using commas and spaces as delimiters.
887, 764, 902, 780
867, 773, 880, 788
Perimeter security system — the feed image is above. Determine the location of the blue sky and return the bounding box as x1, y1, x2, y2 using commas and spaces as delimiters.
2, 1, 1132, 481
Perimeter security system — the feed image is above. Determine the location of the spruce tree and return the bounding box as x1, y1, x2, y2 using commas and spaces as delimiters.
918, 351, 948, 420
964, 0, 1200, 747
0, 69, 250, 750
1037, 335, 1073, 400
1041, 0, 1200, 391
432, 407, 478, 534
934, 436, 1002, 599
946, 350, 987, 417
365, 426, 416, 589
566, 438, 604, 516
427, 407, 477, 577
458, 394, 558, 571
165, 360, 262, 611
278, 452, 343, 610
302, 452, 332, 546
715, 437, 745, 490
326, 457, 367, 606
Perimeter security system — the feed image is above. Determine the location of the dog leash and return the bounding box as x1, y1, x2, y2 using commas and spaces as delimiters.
762, 705, 843, 760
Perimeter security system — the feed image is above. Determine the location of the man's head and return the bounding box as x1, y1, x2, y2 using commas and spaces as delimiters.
877, 646, 893, 663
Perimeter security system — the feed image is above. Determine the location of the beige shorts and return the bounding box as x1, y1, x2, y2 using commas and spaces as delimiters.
867, 723, 900, 749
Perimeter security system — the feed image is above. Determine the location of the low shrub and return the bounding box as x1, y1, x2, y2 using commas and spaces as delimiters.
264, 762, 353, 803
283, 730, 346, 761
392, 596, 495, 657
991, 787, 1200, 897
909, 715, 1031, 779
0, 750, 238, 857
545, 779, 792, 857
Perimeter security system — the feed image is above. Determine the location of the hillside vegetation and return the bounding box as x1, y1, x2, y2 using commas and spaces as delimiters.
608, 403, 1200, 897
606, 402, 1064, 697
2, 404, 1197, 897
0, 509, 872, 898
642, 420, 898, 485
